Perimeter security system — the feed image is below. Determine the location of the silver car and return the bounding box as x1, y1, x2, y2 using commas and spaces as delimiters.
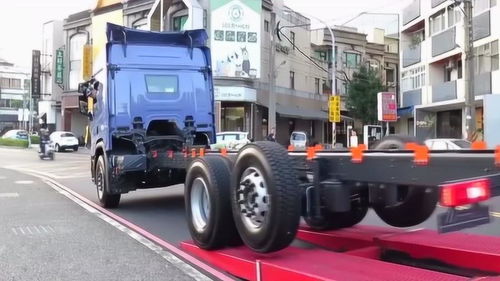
424, 138, 471, 150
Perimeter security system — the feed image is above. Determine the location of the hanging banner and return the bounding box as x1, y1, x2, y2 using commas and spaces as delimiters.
210, 0, 261, 78
31, 50, 41, 99
55, 49, 64, 85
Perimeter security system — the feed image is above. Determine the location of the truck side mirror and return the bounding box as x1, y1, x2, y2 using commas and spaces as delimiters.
78, 95, 93, 121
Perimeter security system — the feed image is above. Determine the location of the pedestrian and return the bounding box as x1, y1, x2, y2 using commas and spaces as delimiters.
266, 133, 276, 142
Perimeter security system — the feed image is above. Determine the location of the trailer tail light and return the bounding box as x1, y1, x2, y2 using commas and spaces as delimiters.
440, 178, 491, 207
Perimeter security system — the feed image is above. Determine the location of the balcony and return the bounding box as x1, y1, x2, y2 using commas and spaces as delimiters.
432, 80, 457, 102
474, 72, 492, 96
431, 0, 446, 8
473, 11, 491, 41
432, 27, 456, 57
403, 43, 421, 67
403, 0, 421, 26
402, 89, 422, 107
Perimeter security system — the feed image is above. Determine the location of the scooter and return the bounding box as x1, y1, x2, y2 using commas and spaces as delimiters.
38, 140, 55, 160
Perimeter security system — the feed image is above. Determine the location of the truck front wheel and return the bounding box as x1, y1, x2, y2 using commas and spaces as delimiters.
95, 156, 121, 208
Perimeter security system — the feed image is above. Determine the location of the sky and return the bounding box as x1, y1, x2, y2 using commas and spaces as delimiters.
0, 0, 412, 69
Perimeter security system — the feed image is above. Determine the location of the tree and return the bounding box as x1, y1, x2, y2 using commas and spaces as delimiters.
346, 66, 385, 125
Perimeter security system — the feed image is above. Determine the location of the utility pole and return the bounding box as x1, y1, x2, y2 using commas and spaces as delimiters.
463, 0, 476, 139
268, 12, 277, 138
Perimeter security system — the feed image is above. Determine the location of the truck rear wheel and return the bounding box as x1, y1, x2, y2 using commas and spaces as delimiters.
304, 190, 368, 230
185, 156, 240, 250
372, 185, 438, 227
230, 142, 301, 253
95, 156, 121, 208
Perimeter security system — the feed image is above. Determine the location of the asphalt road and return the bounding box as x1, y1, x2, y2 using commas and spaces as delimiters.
0, 156, 205, 281
1, 146, 500, 254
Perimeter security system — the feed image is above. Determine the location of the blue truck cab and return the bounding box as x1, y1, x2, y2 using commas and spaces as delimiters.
78, 24, 215, 207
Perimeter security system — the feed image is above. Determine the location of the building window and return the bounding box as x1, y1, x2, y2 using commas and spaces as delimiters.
10, 79, 21, 89
474, 40, 499, 74
132, 17, 148, 30
430, 10, 446, 35
173, 15, 188, 31
401, 65, 426, 92
448, 5, 463, 27
473, 0, 491, 15
344, 52, 361, 68
1, 77, 9, 88
264, 20, 269, 32
314, 78, 320, 94
290, 31, 295, 50
386, 68, 395, 83
69, 33, 87, 90
458, 60, 463, 79
289, 71, 295, 89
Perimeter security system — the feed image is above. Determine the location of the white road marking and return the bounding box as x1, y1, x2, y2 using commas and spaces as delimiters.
18, 228, 25, 235
0, 193, 19, 198
42, 179, 211, 281
11, 228, 18, 235
14, 180, 33, 184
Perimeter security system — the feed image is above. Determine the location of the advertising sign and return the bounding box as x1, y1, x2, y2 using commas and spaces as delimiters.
377, 92, 397, 122
210, 0, 261, 78
329, 95, 341, 123
55, 49, 64, 85
31, 50, 41, 99
214, 86, 257, 102
82, 44, 93, 81
415, 109, 437, 142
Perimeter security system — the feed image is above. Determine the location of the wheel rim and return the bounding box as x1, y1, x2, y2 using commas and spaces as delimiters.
96, 164, 104, 200
191, 177, 211, 232
236, 167, 270, 232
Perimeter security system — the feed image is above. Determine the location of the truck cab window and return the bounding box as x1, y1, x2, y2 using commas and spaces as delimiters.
145, 75, 178, 94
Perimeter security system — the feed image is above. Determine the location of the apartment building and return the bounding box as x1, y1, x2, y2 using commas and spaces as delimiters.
0, 58, 30, 133
399, 0, 500, 144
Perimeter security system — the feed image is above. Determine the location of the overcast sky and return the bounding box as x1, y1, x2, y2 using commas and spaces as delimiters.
0, 0, 411, 68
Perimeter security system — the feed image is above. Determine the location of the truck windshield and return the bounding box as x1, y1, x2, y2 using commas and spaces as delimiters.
145, 75, 178, 94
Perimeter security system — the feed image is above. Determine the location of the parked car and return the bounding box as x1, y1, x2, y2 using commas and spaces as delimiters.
424, 138, 471, 150
210, 131, 250, 150
1, 129, 29, 140
49, 131, 80, 152
290, 131, 308, 148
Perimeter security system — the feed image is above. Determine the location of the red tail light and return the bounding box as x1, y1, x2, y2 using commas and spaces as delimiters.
440, 178, 491, 207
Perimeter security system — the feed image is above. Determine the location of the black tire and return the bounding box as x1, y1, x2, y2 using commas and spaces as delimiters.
304, 189, 368, 230
95, 156, 121, 208
49, 153, 54, 160
73, 146, 79, 152
373, 135, 422, 150
185, 156, 241, 250
230, 141, 301, 253
55, 144, 61, 152
372, 185, 438, 227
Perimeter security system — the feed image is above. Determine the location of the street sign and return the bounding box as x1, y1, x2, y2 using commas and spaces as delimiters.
55, 49, 64, 84
82, 44, 93, 81
377, 92, 397, 122
329, 95, 341, 123
31, 50, 41, 99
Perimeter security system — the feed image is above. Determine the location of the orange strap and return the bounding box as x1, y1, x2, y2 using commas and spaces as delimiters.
199, 148, 205, 157
220, 148, 228, 157
405, 143, 429, 166
350, 144, 366, 163
471, 141, 487, 150
306, 147, 316, 160
288, 145, 294, 152
191, 148, 197, 158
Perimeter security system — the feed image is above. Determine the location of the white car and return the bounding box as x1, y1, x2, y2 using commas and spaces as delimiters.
2, 129, 29, 140
290, 131, 308, 148
424, 138, 471, 150
50, 131, 80, 152
211, 132, 250, 151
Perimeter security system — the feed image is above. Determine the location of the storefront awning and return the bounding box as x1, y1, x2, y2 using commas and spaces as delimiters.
276, 104, 327, 120
398, 106, 414, 117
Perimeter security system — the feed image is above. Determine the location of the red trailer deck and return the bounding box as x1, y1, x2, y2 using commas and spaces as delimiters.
182, 225, 500, 281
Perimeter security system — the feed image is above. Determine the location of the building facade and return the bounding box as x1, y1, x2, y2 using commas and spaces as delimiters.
40, 20, 64, 132
399, 0, 500, 144
0, 58, 30, 134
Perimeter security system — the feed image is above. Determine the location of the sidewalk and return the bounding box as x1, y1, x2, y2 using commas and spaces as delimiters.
0, 168, 202, 281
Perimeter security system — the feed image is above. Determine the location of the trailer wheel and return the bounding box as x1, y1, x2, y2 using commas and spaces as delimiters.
372, 185, 438, 227
185, 156, 240, 250
304, 190, 368, 230
95, 156, 121, 208
231, 141, 301, 253
373, 135, 422, 150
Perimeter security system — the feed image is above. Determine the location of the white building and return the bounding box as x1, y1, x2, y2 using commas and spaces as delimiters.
0, 58, 30, 133
40, 20, 64, 132
399, 0, 500, 145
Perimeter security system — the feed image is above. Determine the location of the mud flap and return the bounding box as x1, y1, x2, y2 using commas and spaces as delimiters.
438, 204, 490, 233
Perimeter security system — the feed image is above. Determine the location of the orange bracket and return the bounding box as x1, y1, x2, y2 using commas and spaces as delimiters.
314, 144, 324, 151
306, 147, 317, 160
405, 143, 429, 166
495, 146, 500, 167
220, 148, 228, 157
191, 148, 197, 158
471, 141, 487, 150
199, 148, 205, 157
350, 144, 366, 164
288, 145, 295, 152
